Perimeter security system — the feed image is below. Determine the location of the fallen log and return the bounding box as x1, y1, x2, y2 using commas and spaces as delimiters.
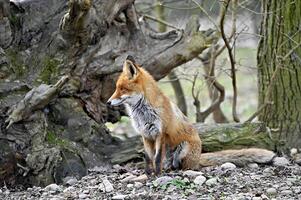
110, 122, 275, 164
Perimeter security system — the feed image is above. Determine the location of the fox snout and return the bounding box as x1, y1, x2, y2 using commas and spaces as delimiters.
107, 96, 128, 106
107, 98, 120, 106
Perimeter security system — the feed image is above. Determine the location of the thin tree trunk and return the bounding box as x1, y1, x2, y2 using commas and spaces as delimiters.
202, 59, 229, 123
258, 0, 301, 152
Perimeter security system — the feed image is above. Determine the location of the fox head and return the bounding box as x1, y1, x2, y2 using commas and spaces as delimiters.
107, 56, 145, 106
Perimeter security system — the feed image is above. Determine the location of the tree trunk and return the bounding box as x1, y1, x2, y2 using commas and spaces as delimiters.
258, 0, 301, 152
0, 0, 216, 187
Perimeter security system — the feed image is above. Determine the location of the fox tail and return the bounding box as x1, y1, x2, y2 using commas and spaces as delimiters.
199, 148, 276, 167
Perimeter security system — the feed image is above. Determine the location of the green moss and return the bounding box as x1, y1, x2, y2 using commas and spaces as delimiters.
46, 130, 62, 145
37, 57, 60, 84
9, 14, 19, 26
46, 130, 79, 154
5, 49, 26, 78
202, 123, 275, 152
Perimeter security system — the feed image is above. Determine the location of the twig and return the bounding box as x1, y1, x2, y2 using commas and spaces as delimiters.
244, 101, 273, 123
282, 41, 301, 60
191, 0, 219, 30
190, 0, 219, 31
219, 0, 240, 122
142, 14, 181, 30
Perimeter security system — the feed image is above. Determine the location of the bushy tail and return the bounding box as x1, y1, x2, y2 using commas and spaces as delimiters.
199, 148, 276, 167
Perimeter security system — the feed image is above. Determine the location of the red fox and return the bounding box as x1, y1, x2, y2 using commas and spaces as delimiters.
107, 56, 275, 175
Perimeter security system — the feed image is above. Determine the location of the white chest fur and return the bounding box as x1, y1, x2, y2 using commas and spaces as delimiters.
125, 94, 162, 140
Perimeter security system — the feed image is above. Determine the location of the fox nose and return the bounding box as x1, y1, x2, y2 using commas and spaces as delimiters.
106, 100, 111, 106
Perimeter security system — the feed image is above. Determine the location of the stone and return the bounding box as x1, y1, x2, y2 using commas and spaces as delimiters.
134, 182, 143, 188
183, 170, 204, 177
99, 179, 114, 192
45, 184, 61, 192
248, 163, 259, 168
112, 194, 127, 199
120, 174, 137, 183
205, 178, 218, 186
193, 175, 206, 186
261, 194, 269, 200
131, 174, 148, 182
63, 176, 78, 186
78, 193, 89, 199
273, 157, 290, 166
280, 190, 293, 195
153, 176, 173, 186
252, 197, 261, 200
82, 190, 89, 194
63, 186, 75, 193
221, 162, 236, 170
266, 188, 277, 195
263, 167, 273, 174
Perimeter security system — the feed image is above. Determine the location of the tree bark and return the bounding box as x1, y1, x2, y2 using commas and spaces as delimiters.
0, 0, 216, 187
258, 0, 301, 152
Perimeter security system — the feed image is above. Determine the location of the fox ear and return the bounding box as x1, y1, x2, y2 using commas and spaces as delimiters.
123, 59, 139, 80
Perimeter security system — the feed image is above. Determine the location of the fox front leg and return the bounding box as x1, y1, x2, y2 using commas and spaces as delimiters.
154, 134, 166, 175
142, 138, 155, 175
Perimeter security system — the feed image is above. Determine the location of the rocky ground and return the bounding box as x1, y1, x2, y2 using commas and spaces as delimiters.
1, 157, 301, 200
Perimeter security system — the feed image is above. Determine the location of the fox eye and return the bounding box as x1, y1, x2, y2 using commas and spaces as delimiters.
120, 87, 128, 92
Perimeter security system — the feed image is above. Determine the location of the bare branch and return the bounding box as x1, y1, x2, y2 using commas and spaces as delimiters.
219, 0, 240, 122
141, 14, 181, 30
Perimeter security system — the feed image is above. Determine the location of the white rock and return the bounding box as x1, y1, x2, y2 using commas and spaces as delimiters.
266, 187, 277, 195
78, 193, 89, 199
221, 162, 236, 170
205, 177, 218, 186
82, 189, 89, 194
273, 157, 290, 166
120, 174, 136, 183
183, 170, 204, 177
281, 190, 293, 195
63, 186, 75, 193
112, 194, 127, 199
127, 184, 134, 188
248, 163, 259, 168
134, 182, 143, 188
45, 183, 61, 192
99, 179, 114, 192
131, 174, 148, 182
252, 197, 261, 200
261, 194, 269, 199
193, 175, 206, 186
153, 176, 173, 186
263, 167, 273, 174
64, 177, 77, 186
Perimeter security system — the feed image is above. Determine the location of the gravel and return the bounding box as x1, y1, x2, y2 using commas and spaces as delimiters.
1, 164, 301, 200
